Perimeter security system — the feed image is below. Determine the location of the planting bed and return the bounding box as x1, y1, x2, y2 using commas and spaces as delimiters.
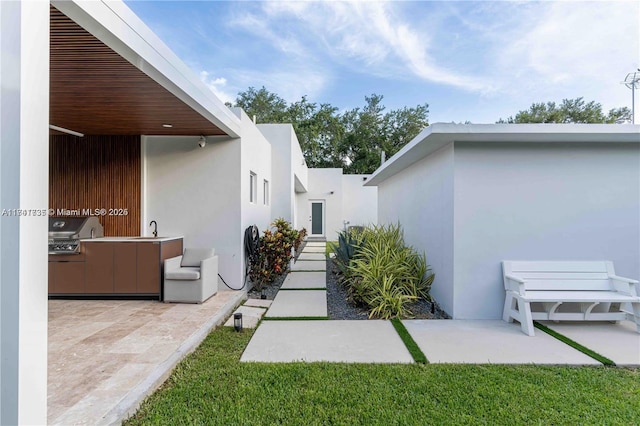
249, 257, 449, 320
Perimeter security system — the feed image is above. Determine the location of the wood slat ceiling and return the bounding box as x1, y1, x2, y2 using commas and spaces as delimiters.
50, 6, 226, 136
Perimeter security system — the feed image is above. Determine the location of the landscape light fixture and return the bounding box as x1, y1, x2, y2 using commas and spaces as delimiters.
233, 312, 243, 332
49, 124, 84, 138
622, 69, 640, 124
198, 135, 206, 148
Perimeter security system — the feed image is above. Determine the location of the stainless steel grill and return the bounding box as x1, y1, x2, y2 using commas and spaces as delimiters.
48, 216, 104, 254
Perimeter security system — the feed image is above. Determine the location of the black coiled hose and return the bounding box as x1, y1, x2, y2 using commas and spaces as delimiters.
218, 225, 261, 291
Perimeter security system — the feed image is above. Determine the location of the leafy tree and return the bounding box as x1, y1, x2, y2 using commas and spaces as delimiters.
232, 86, 288, 123
498, 97, 631, 124
230, 88, 429, 173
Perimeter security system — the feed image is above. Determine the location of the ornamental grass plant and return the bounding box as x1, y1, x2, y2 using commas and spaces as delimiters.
334, 223, 434, 319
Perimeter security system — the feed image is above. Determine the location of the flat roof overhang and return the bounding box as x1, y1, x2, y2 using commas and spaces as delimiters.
366, 123, 640, 186
50, 1, 241, 137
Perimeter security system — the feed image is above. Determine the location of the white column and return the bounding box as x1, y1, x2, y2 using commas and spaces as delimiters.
0, 1, 49, 424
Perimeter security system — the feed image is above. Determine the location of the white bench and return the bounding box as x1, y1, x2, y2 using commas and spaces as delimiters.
502, 261, 640, 336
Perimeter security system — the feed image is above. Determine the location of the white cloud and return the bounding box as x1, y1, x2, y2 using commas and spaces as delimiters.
252, 1, 489, 92
199, 71, 235, 105
491, 1, 639, 110
230, 67, 328, 104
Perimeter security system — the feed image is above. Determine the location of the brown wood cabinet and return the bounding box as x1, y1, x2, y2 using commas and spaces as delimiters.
137, 243, 160, 294
48, 252, 86, 293
48, 238, 183, 298
85, 242, 115, 293
114, 243, 137, 293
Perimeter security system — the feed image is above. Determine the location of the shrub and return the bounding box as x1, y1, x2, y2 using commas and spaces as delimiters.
248, 218, 298, 290
293, 228, 307, 253
341, 223, 434, 319
333, 227, 366, 277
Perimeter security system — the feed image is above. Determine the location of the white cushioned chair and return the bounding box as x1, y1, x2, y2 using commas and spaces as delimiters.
164, 248, 218, 303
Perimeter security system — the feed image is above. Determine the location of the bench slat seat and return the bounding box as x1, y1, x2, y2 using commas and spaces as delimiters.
518, 291, 638, 303
502, 261, 640, 336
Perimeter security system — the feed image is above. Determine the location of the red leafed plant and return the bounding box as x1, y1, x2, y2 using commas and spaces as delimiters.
248, 218, 301, 291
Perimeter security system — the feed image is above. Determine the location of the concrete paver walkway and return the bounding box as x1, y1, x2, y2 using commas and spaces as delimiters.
297, 253, 326, 261
402, 320, 601, 364
265, 290, 328, 318
246, 239, 634, 366
300, 247, 326, 253
242, 320, 413, 363
541, 321, 640, 366
291, 260, 327, 271
281, 271, 326, 289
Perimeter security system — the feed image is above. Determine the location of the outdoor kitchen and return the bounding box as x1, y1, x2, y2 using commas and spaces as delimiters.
48, 216, 183, 298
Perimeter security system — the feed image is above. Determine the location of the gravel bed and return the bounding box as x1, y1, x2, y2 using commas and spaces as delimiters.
248, 249, 450, 320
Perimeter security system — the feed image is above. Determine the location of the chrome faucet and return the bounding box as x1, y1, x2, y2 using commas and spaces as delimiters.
149, 220, 158, 238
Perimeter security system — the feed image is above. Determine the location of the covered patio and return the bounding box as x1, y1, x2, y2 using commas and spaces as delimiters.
48, 292, 244, 425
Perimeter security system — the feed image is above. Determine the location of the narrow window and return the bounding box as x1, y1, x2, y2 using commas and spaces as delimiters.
263, 180, 269, 205
250, 172, 257, 203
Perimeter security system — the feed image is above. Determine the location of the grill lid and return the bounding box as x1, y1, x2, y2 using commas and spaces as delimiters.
48, 216, 104, 240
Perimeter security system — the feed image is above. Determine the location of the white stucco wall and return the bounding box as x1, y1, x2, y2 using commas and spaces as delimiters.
257, 123, 308, 230
341, 175, 378, 229
238, 110, 272, 238
144, 135, 244, 289
144, 110, 272, 291
298, 169, 343, 239
298, 169, 377, 241
0, 2, 49, 423
375, 134, 640, 320
377, 144, 455, 316
453, 142, 640, 319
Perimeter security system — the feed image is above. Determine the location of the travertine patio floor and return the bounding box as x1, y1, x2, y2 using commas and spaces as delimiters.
48, 290, 244, 425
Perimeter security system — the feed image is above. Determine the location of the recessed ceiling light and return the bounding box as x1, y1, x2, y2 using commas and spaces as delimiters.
162, 124, 173, 128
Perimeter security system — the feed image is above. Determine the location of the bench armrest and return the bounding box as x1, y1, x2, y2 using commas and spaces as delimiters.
164, 256, 183, 272
504, 274, 526, 295
609, 275, 640, 297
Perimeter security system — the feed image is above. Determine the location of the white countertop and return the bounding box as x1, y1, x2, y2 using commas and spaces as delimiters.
80, 236, 183, 243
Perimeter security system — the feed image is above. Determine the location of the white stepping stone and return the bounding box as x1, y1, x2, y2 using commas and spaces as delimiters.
402, 320, 601, 365
291, 260, 326, 271
281, 272, 326, 289
265, 290, 327, 318
241, 320, 413, 363
302, 247, 326, 253
305, 242, 326, 247
223, 305, 267, 329
297, 253, 326, 261
244, 298, 273, 308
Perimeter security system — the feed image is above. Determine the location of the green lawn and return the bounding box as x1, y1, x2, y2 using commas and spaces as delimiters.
126, 327, 640, 425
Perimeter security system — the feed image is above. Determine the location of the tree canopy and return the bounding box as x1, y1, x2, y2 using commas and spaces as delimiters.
498, 98, 631, 124
230, 87, 429, 174
231, 89, 629, 173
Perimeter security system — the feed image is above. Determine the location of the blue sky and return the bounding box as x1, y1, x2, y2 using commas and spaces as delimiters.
125, 1, 640, 124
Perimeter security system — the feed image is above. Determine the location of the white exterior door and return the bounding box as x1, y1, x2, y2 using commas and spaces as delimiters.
310, 200, 325, 236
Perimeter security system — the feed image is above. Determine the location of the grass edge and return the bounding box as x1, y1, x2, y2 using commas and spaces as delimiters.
533, 321, 616, 366
391, 318, 428, 364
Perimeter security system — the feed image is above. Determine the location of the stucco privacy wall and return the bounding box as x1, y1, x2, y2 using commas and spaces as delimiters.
256, 124, 308, 229
297, 169, 378, 241
453, 142, 640, 319
377, 145, 455, 316
341, 175, 379, 230
0, 2, 49, 423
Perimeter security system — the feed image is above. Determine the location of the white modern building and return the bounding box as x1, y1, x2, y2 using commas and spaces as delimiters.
1, 2, 375, 422
366, 123, 640, 319
297, 169, 378, 241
